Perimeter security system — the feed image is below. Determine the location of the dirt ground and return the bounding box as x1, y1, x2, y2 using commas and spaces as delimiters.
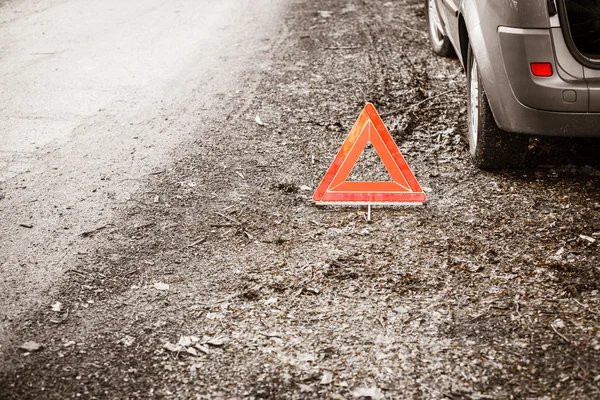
1, 0, 600, 399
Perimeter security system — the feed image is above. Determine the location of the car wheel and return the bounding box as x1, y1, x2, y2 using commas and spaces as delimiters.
425, 0, 454, 57
467, 46, 528, 169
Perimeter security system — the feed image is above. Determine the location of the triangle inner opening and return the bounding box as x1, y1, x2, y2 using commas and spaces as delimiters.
346, 141, 393, 182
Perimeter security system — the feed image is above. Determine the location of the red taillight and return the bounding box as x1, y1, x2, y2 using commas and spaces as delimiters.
530, 62, 553, 77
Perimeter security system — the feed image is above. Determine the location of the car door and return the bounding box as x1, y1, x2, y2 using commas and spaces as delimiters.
437, 0, 460, 50
584, 67, 600, 111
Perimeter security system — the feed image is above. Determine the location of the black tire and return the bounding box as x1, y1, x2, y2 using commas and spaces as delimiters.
425, 0, 455, 57
466, 45, 529, 169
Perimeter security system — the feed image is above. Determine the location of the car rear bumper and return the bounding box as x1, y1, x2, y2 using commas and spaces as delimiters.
498, 27, 588, 113
495, 104, 600, 137
492, 26, 600, 137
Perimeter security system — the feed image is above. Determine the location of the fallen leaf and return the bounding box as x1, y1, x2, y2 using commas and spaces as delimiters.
178, 336, 192, 347
297, 353, 317, 362
270, 337, 283, 345
255, 115, 265, 126
341, 3, 357, 13
393, 306, 409, 314
117, 336, 135, 347
321, 371, 333, 385
185, 347, 198, 356
51, 301, 62, 312
191, 362, 203, 371
298, 384, 313, 392
194, 344, 210, 354
580, 234, 596, 243
351, 386, 384, 400
264, 297, 278, 305
189, 335, 201, 343
154, 282, 169, 291
205, 337, 225, 346
164, 342, 182, 352
304, 287, 320, 295
19, 341, 42, 352
552, 319, 566, 329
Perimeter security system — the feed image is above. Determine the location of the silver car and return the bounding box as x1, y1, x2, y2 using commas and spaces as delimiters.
426, 0, 600, 168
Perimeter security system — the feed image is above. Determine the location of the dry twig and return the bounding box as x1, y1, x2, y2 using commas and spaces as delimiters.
80, 225, 108, 238
214, 212, 241, 225
572, 298, 599, 315
551, 324, 570, 343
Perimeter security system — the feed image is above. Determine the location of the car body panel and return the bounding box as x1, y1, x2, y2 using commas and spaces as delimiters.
439, 0, 460, 50
584, 63, 600, 111
498, 27, 588, 112
550, 28, 585, 80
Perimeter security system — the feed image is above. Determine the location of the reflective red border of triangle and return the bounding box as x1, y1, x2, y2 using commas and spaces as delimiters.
313, 103, 426, 204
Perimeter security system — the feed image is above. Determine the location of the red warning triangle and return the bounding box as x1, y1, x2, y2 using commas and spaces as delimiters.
313, 103, 426, 204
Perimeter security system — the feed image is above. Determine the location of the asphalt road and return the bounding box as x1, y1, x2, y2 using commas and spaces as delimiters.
0, 0, 287, 345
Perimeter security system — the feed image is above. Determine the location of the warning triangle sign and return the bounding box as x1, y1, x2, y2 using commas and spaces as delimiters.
313, 103, 426, 204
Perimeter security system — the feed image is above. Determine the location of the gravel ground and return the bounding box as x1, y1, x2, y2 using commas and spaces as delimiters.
1, 0, 600, 399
